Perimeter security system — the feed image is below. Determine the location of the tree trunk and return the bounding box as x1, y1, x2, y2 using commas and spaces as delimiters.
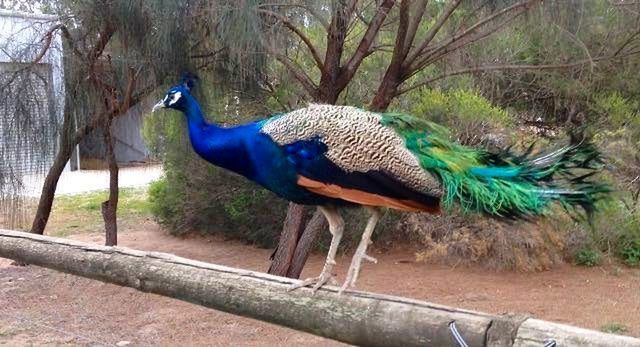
267, 203, 307, 276
370, 77, 400, 112
30, 144, 74, 235
268, 81, 342, 278
286, 210, 326, 278
30, 104, 78, 234
101, 121, 119, 246
268, 0, 390, 279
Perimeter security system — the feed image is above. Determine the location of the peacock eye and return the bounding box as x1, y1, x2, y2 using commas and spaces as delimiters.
168, 91, 182, 106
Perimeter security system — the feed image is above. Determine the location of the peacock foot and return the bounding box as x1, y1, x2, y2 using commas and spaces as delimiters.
288, 272, 337, 293
339, 251, 377, 294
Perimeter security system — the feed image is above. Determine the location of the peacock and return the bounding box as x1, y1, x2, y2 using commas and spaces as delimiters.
152, 76, 609, 293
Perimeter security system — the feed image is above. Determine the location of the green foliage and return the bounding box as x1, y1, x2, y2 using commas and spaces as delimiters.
621, 243, 640, 267
574, 248, 601, 267
407, 89, 511, 147
414, 89, 511, 127
569, 192, 640, 266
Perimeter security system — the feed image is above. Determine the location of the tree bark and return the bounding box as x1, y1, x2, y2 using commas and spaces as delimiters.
268, 203, 307, 276
286, 209, 327, 278
30, 102, 87, 234
30, 140, 75, 234
101, 120, 119, 246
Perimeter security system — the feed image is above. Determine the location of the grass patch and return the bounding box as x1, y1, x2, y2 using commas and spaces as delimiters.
48, 187, 152, 236
600, 322, 628, 335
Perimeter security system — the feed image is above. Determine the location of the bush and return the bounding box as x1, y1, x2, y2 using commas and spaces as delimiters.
621, 244, 640, 267
574, 248, 601, 267
409, 88, 512, 147
147, 161, 287, 248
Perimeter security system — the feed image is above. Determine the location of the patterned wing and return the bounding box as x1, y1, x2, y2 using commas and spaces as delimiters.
260, 104, 442, 212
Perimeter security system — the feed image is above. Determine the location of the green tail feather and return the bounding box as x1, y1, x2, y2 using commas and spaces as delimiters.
380, 113, 611, 219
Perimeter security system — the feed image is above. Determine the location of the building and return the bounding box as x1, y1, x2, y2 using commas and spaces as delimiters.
0, 9, 70, 177
0, 9, 151, 177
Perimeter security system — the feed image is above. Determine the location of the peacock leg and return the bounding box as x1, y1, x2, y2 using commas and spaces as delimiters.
289, 205, 344, 292
339, 206, 381, 294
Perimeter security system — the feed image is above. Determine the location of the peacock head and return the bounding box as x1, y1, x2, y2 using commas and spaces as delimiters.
152, 73, 198, 113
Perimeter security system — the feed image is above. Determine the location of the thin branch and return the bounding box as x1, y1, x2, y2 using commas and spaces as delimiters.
554, 23, 595, 71
408, 0, 538, 74
613, 27, 640, 56
405, 0, 542, 72
340, 0, 395, 84
397, 51, 640, 95
0, 23, 63, 89
190, 48, 225, 59
404, 0, 462, 67
273, 53, 318, 98
257, 3, 330, 30
259, 9, 325, 71
118, 67, 139, 114
88, 24, 116, 66
402, 0, 429, 57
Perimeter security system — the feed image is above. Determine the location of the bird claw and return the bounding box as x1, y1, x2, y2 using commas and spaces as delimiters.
288, 273, 335, 293
338, 251, 376, 294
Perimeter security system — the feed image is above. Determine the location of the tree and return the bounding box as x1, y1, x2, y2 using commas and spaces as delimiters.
0, 0, 219, 244
260, 0, 640, 278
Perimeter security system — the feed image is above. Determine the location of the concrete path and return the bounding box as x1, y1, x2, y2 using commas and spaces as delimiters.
22, 165, 163, 197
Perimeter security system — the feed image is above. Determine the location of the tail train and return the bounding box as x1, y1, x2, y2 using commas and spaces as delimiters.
381, 113, 611, 220
439, 138, 610, 220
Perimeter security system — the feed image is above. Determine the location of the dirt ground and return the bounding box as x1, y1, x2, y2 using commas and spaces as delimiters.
1, 220, 639, 346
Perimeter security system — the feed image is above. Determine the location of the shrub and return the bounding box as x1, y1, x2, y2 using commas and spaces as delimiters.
621, 244, 640, 267
574, 248, 601, 267
409, 88, 512, 147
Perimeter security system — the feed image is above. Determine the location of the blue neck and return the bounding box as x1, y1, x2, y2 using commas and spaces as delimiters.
180, 94, 257, 179
183, 94, 215, 131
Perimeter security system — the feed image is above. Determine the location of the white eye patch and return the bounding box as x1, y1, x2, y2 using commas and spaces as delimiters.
168, 91, 182, 106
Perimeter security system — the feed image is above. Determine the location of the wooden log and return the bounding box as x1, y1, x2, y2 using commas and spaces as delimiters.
1, 229, 639, 347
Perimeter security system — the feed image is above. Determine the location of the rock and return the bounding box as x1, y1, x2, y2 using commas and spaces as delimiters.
116, 341, 131, 346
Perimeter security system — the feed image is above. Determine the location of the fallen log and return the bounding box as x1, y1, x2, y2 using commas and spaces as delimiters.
1, 229, 638, 347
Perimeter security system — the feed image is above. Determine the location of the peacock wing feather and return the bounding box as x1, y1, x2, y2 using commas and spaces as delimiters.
260, 105, 442, 212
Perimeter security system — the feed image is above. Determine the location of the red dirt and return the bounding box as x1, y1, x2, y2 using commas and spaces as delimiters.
1, 220, 639, 346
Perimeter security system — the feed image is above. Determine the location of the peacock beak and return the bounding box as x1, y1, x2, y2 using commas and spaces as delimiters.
151, 99, 165, 113
152, 99, 165, 112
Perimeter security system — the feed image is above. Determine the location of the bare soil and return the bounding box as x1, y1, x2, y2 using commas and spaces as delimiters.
1, 220, 639, 346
